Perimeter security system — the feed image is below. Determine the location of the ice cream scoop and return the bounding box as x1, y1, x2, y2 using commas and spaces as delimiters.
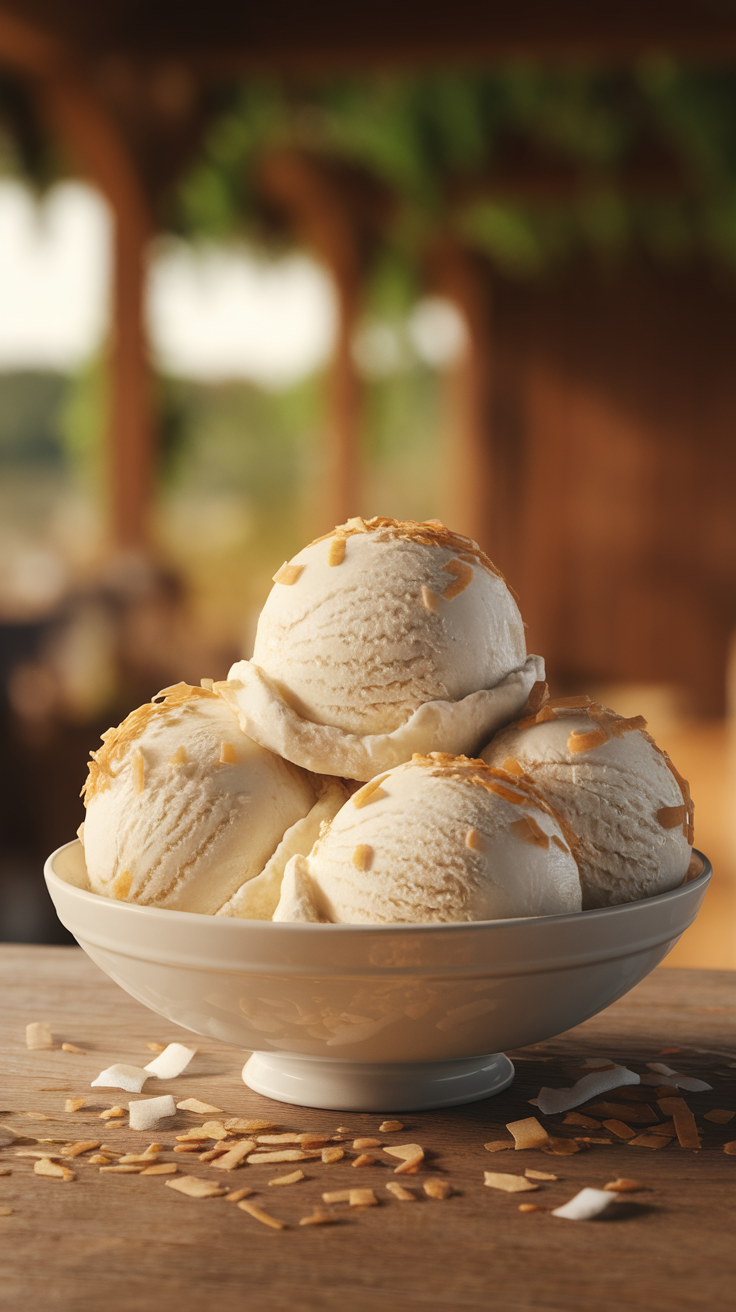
81, 682, 321, 914
221, 517, 544, 780
273, 753, 582, 924
481, 697, 693, 909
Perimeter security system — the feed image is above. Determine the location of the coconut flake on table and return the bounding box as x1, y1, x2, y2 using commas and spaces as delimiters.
143, 1044, 196, 1079
26, 1022, 53, 1050
640, 1063, 712, 1092
128, 1095, 176, 1130
536, 1064, 640, 1115
552, 1188, 620, 1221
91, 1064, 150, 1093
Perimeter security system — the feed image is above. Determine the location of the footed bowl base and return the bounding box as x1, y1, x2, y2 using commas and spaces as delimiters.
242, 1050, 515, 1112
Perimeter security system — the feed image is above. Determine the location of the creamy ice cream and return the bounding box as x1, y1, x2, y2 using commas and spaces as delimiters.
273, 753, 582, 924
220, 516, 544, 781
81, 682, 324, 915
481, 697, 693, 909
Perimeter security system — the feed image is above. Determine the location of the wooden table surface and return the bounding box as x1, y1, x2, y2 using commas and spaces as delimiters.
2, 945, 735, 1312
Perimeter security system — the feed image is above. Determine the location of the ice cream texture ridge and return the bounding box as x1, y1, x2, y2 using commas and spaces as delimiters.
77, 517, 696, 923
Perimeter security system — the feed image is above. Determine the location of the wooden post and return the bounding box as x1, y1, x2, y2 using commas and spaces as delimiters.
42, 77, 154, 551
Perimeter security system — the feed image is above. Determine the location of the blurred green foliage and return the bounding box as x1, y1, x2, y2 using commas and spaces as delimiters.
172, 62, 736, 280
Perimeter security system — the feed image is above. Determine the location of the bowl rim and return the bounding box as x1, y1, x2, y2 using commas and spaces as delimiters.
45, 839, 712, 937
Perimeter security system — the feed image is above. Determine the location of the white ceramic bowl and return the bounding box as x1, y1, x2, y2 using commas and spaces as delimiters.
45, 841, 711, 1112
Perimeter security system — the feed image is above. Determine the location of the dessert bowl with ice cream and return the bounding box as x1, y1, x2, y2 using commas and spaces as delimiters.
44, 517, 711, 1111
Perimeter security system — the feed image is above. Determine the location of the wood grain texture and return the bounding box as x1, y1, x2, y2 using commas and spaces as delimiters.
1, 945, 735, 1312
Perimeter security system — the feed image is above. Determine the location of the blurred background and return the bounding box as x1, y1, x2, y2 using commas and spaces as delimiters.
0, 2, 734, 963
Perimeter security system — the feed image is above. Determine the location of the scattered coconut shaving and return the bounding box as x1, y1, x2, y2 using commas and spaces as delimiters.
536, 1064, 639, 1115
99, 1106, 126, 1119
211, 1141, 256, 1170
61, 1044, 86, 1055
353, 1138, 382, 1150
141, 1163, 178, 1175
506, 1117, 550, 1150
176, 1099, 223, 1114
379, 1121, 403, 1133
64, 1141, 100, 1158
723, 1142, 736, 1154
526, 1169, 557, 1180
484, 1172, 538, 1193
657, 1097, 701, 1149
166, 1176, 226, 1199
143, 1044, 196, 1079
25, 1023, 53, 1050
145, 1043, 166, 1053
705, 1109, 735, 1124
386, 1182, 416, 1201
91, 1065, 150, 1093
602, 1120, 636, 1140
352, 1155, 376, 1168
128, 1095, 176, 1131
64, 1098, 87, 1113
247, 1150, 308, 1165
299, 1210, 340, 1226
484, 1141, 513, 1153
563, 1113, 601, 1129
628, 1132, 671, 1149
322, 1146, 344, 1164
541, 1138, 581, 1157
239, 1199, 287, 1229
605, 1177, 643, 1192
224, 1187, 253, 1201
34, 1159, 74, 1182
552, 1188, 619, 1220
269, 1169, 305, 1187
424, 1178, 452, 1199
349, 1189, 378, 1207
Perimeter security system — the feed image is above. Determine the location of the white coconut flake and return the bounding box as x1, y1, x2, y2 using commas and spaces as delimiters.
128, 1095, 177, 1130
552, 1188, 620, 1221
642, 1063, 712, 1092
91, 1064, 150, 1093
537, 1064, 639, 1115
143, 1044, 197, 1079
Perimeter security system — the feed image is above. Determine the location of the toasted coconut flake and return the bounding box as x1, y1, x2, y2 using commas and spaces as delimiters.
176, 1099, 223, 1114
322, 1146, 344, 1164
224, 1187, 253, 1201
256, 1134, 304, 1145
200, 678, 214, 691
247, 1150, 307, 1165
111, 871, 132, 901
198, 1148, 228, 1162
238, 1200, 287, 1229
628, 1132, 672, 1149
484, 1140, 513, 1153
99, 1165, 144, 1174
64, 1141, 100, 1158
507, 1117, 550, 1150
228, 1118, 280, 1133
540, 1138, 581, 1157
536, 1066, 640, 1116
269, 1169, 305, 1187
421, 585, 443, 612
657, 804, 687, 829
602, 1120, 636, 1140
501, 757, 524, 775
141, 1163, 178, 1175
705, 1109, 735, 1124
518, 1203, 545, 1213
352, 1154, 376, 1168
99, 1106, 126, 1120
0, 1206, 13, 1215
563, 1113, 601, 1129
118, 1152, 160, 1165
166, 1176, 227, 1199
91, 1064, 149, 1094
379, 1121, 404, 1133
526, 1169, 557, 1180
143, 1043, 196, 1079
584, 1102, 657, 1123
174, 1144, 201, 1153
723, 1141, 736, 1154
465, 826, 483, 851
384, 1143, 424, 1161
322, 1190, 351, 1204
386, 1182, 416, 1201
299, 1210, 341, 1228
567, 729, 608, 755
327, 536, 346, 566
26, 1022, 53, 1050
169, 745, 187, 766
61, 1044, 86, 1055
605, 1177, 643, 1192
352, 844, 374, 872
336, 1126, 351, 1134
219, 741, 238, 766
349, 1188, 378, 1207
442, 559, 473, 599
423, 1178, 452, 1199
199, 1121, 230, 1140
64, 1098, 87, 1113
352, 775, 389, 809
484, 1172, 538, 1193
273, 562, 303, 587
509, 817, 549, 851
145, 1043, 166, 1053
552, 1187, 618, 1221
353, 1138, 382, 1150
128, 1095, 176, 1131
0, 1169, 12, 1176
88, 1155, 110, 1165
574, 1137, 613, 1144
211, 1141, 256, 1170
34, 1159, 74, 1181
